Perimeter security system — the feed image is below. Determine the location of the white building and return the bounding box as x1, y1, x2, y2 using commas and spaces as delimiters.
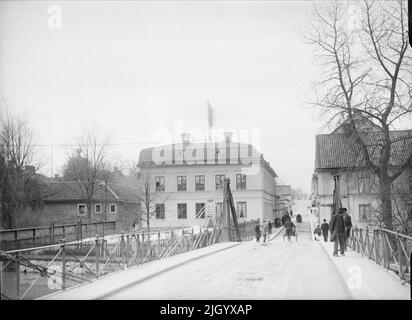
137, 133, 278, 228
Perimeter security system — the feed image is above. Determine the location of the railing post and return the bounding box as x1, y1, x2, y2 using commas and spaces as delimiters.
95, 234, 100, 276
141, 232, 145, 262
15, 252, 20, 299
102, 238, 106, 258
374, 230, 379, 264
157, 232, 161, 259
397, 236, 402, 280
120, 231, 125, 265
126, 234, 130, 267
61, 238, 66, 290
136, 234, 140, 264
32, 228, 36, 245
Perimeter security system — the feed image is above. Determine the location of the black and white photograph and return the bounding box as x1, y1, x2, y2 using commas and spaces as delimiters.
0, 0, 411, 304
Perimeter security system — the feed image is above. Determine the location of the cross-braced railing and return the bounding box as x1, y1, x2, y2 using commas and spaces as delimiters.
349, 227, 411, 284
0, 225, 235, 300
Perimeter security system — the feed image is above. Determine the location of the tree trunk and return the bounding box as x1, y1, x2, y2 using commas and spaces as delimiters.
146, 208, 150, 233
379, 176, 393, 231
407, 208, 412, 237
87, 200, 93, 220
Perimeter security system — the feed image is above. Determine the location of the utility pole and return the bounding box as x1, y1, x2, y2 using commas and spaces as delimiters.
207, 100, 215, 143
50, 143, 53, 178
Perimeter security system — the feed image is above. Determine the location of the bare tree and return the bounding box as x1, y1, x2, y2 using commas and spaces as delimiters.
0, 104, 44, 228
304, 0, 412, 231
129, 165, 168, 233
62, 126, 112, 219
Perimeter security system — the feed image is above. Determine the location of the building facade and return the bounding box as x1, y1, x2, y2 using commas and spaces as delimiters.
34, 181, 140, 229
137, 133, 278, 228
312, 122, 412, 229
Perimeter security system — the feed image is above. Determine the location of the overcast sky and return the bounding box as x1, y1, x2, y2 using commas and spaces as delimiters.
0, 0, 334, 192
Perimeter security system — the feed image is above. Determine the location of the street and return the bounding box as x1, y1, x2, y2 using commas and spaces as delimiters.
95, 201, 351, 299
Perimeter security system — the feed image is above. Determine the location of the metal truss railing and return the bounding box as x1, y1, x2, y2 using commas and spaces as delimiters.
0, 221, 261, 300
349, 227, 411, 284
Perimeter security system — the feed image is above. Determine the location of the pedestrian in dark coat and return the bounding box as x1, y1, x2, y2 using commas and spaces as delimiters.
268, 221, 272, 234
321, 219, 329, 242
343, 209, 352, 251
329, 208, 346, 256
284, 218, 295, 241
255, 223, 261, 242
344, 211, 352, 239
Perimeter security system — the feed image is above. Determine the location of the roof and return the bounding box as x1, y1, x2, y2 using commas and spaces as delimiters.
315, 130, 412, 170
44, 181, 140, 203
138, 141, 277, 178
276, 185, 291, 196
331, 112, 381, 134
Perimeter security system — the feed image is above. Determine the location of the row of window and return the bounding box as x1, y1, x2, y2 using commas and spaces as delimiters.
355, 175, 412, 194
155, 202, 248, 219
77, 203, 117, 215
155, 174, 247, 192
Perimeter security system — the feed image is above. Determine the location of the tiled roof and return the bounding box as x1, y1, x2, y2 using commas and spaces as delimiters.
44, 181, 140, 203
315, 130, 412, 170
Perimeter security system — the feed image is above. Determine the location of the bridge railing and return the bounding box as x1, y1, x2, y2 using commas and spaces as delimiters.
0, 221, 118, 251
349, 227, 411, 284
0, 226, 227, 300
225, 219, 260, 241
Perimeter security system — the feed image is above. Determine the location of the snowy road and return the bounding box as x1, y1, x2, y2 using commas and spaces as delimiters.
101, 212, 351, 299
44, 200, 410, 300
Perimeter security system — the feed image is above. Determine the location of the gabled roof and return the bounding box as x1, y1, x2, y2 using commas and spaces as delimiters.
315, 130, 412, 170
331, 112, 381, 134
44, 181, 140, 203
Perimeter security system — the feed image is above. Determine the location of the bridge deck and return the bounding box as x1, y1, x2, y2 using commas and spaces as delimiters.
43, 208, 410, 300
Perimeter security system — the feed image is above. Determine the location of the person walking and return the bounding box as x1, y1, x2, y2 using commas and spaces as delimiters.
321, 219, 329, 242
255, 223, 261, 242
330, 208, 346, 257
313, 225, 321, 241
343, 208, 352, 251
268, 221, 272, 235
262, 221, 268, 242
284, 217, 295, 241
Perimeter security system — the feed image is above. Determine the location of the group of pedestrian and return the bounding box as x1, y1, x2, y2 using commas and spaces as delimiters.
254, 220, 273, 243
314, 207, 352, 257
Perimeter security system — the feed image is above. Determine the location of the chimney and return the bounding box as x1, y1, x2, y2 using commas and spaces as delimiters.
223, 131, 233, 143
181, 133, 191, 145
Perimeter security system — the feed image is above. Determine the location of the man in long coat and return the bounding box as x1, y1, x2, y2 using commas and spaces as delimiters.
329, 208, 346, 256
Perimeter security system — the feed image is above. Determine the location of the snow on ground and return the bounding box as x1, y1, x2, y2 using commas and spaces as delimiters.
43, 201, 410, 300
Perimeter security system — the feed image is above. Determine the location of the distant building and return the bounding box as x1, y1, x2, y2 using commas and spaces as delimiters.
137, 132, 278, 228
275, 185, 292, 214
312, 118, 412, 228
39, 181, 140, 229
